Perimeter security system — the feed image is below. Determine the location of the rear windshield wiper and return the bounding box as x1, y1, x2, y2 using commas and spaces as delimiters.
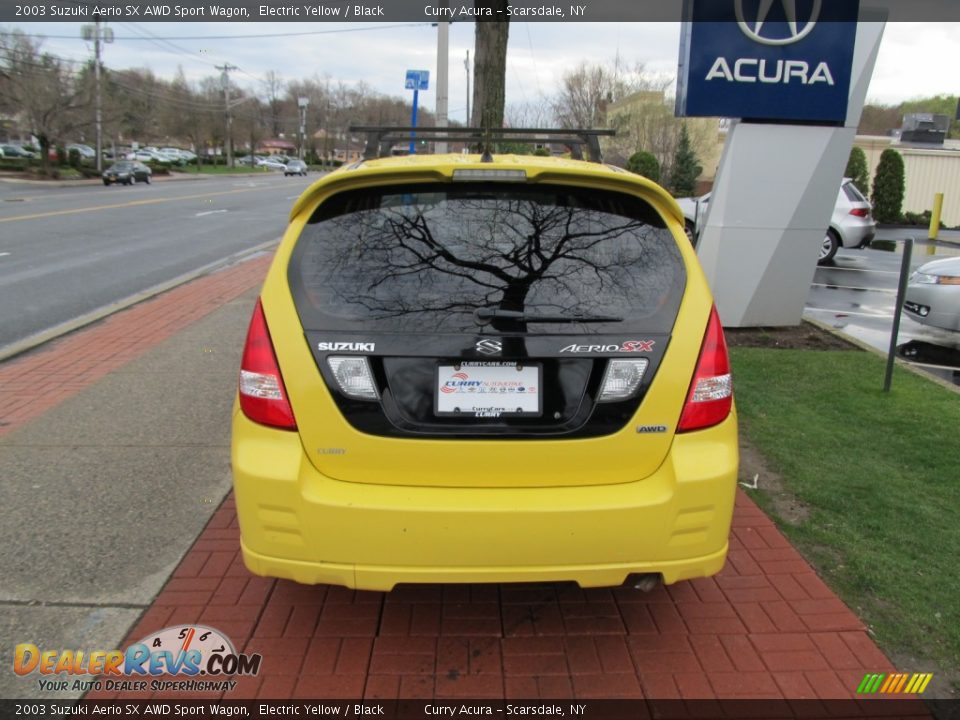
474, 308, 624, 324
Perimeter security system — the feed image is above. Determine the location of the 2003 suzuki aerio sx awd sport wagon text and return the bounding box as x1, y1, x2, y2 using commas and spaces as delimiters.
231, 143, 738, 591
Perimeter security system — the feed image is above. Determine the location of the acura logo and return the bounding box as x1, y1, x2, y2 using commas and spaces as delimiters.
735, 0, 821, 46
475, 339, 502, 356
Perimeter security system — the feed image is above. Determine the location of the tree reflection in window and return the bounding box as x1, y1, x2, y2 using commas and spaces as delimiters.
295, 186, 684, 333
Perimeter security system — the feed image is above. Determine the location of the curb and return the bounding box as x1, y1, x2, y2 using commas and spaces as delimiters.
0, 239, 278, 364
0, 171, 290, 187
802, 316, 960, 396
0, 173, 211, 188
874, 227, 960, 247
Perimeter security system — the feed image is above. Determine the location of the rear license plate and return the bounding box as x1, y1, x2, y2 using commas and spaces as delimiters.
435, 362, 541, 417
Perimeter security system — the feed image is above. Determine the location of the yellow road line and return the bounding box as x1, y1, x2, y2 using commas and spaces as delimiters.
0, 187, 273, 224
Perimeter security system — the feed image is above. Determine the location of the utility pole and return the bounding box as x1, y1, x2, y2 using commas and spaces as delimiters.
82, 18, 112, 172
297, 96, 309, 160
464, 50, 471, 127
215, 63, 238, 167
435, 22, 449, 154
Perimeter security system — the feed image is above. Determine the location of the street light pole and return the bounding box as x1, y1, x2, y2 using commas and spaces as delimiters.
298, 96, 309, 160
435, 22, 449, 154
93, 17, 102, 173
82, 18, 112, 172
216, 63, 238, 167
465, 50, 471, 127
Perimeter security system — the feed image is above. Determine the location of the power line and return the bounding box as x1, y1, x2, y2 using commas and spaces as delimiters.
106, 79, 223, 111
0, 49, 90, 69
117, 22, 221, 69
12, 23, 432, 42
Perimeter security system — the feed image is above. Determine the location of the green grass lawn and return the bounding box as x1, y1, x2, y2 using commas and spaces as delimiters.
731, 347, 960, 683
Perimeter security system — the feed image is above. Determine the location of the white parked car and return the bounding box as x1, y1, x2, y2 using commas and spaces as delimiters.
133, 150, 172, 164
904, 257, 960, 332
676, 179, 877, 265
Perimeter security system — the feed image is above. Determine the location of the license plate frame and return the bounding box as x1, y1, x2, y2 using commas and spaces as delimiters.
435, 361, 542, 417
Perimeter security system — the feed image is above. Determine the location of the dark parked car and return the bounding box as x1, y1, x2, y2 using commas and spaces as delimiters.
102, 161, 152, 186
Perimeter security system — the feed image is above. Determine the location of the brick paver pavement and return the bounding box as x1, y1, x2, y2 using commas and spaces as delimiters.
81, 493, 895, 701
0, 255, 900, 701
0, 253, 271, 438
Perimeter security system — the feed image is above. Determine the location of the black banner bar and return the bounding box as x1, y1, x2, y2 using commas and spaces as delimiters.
0, 698, 947, 719
3, 0, 960, 23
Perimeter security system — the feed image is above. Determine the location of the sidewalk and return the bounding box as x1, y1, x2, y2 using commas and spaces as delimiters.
0, 256, 901, 704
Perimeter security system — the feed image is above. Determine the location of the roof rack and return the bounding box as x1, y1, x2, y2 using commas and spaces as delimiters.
350, 126, 616, 163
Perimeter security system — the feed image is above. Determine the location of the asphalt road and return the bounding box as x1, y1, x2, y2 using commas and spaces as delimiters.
805, 230, 960, 385
0, 172, 315, 355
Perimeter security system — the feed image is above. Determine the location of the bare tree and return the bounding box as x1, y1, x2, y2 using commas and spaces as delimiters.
262, 70, 286, 137
505, 99, 551, 129
550, 58, 718, 178
472, 8, 510, 129
163, 67, 218, 158
0, 33, 458, 171
552, 63, 613, 129
552, 59, 665, 130
234, 92, 266, 157
107, 68, 167, 145
0, 30, 91, 172
197, 76, 227, 159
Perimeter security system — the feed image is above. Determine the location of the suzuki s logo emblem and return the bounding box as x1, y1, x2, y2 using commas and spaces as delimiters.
735, 0, 821, 46
475, 339, 502, 356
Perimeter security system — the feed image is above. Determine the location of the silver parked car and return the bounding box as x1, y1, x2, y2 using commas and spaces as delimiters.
284, 159, 308, 176
904, 257, 960, 332
257, 157, 287, 171
67, 143, 96, 159
676, 179, 876, 265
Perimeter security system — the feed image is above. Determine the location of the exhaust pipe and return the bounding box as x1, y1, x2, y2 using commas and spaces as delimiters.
623, 573, 661, 593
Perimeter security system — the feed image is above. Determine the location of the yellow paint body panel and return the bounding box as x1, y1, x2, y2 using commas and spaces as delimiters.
232, 409, 736, 591
232, 153, 738, 589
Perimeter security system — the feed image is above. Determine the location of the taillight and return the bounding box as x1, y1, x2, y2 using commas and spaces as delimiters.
238, 299, 297, 430
849, 207, 869, 217
677, 306, 732, 433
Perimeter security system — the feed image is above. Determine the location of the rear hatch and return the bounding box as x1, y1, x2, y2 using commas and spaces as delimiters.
286, 180, 689, 487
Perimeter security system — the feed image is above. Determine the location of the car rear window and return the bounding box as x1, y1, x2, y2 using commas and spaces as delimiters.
842, 182, 867, 203
288, 182, 686, 334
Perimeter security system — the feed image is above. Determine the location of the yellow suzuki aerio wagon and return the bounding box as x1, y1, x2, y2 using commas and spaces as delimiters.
231, 128, 737, 591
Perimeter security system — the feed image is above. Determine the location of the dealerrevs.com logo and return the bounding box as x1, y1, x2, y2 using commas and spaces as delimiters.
14, 625, 261, 694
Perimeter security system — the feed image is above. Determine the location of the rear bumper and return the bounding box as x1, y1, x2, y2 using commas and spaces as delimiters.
241, 539, 729, 590
838, 221, 876, 249
231, 410, 738, 591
